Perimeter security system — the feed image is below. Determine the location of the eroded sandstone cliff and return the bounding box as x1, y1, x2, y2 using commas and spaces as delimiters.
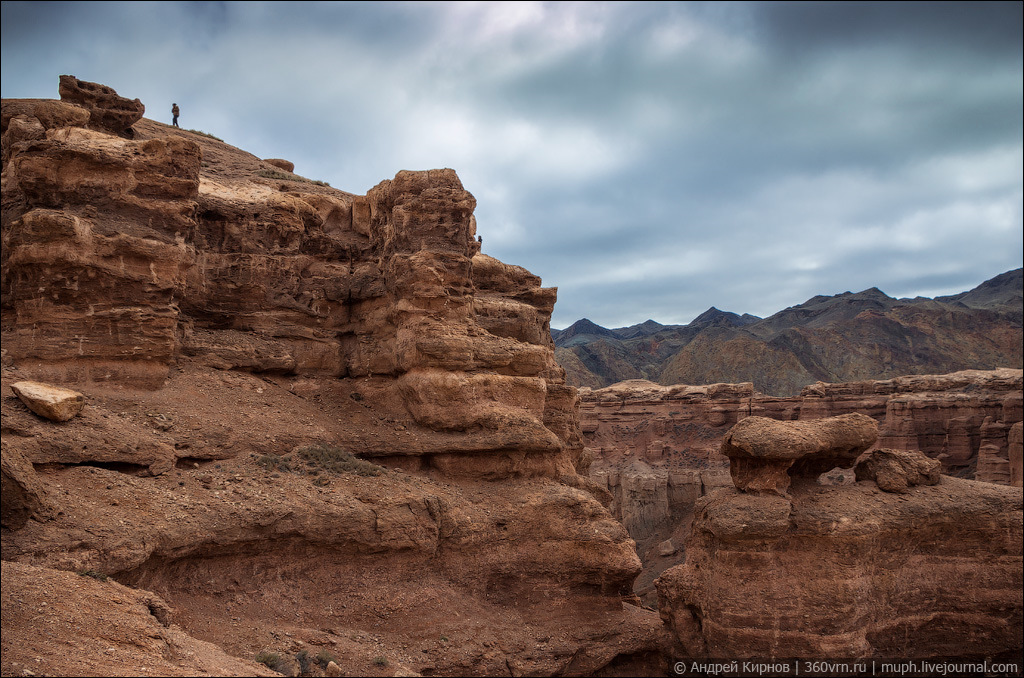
1, 77, 665, 676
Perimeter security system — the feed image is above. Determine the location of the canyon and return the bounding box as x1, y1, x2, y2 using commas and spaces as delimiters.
2, 78, 1021, 676
584, 369, 1023, 605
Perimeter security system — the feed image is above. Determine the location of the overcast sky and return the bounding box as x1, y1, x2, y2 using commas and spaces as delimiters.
3, 1, 1021, 329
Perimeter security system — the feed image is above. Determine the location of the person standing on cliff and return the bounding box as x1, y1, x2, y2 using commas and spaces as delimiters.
171, 103, 180, 127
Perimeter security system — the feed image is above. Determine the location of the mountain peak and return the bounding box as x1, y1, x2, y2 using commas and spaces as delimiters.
690, 306, 753, 327
553, 318, 618, 346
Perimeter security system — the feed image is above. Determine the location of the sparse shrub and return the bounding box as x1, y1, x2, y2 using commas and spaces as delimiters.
295, 649, 311, 675
187, 129, 223, 141
373, 656, 388, 667
256, 454, 293, 473
256, 168, 296, 181
255, 168, 330, 187
315, 649, 337, 668
297, 443, 383, 477
78, 569, 108, 582
255, 444, 382, 483
255, 650, 289, 674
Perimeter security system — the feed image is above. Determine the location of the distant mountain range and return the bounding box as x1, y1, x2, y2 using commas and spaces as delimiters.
553, 268, 1023, 396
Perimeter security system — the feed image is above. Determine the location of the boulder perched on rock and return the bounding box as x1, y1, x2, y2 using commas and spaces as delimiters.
10, 381, 85, 422
855, 448, 942, 493
263, 158, 294, 172
721, 413, 878, 494
58, 75, 143, 135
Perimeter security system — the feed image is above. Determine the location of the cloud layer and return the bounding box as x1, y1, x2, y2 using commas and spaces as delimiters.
3, 1, 1021, 328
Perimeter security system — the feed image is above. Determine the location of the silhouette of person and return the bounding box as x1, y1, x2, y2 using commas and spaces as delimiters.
171, 103, 180, 127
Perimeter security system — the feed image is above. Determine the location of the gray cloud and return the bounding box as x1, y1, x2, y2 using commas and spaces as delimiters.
3, 1, 1020, 329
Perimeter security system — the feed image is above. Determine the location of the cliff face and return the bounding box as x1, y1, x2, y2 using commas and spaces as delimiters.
2, 82, 582, 478
1, 78, 664, 676
656, 416, 1023, 661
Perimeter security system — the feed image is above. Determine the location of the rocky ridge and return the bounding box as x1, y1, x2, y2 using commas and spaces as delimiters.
1, 77, 666, 676
555, 270, 1023, 395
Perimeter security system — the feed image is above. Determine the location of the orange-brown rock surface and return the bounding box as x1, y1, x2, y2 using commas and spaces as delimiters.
656, 416, 1023, 662
805, 369, 1023, 479
56, 75, 145, 136
583, 371, 1023, 606
1, 80, 666, 676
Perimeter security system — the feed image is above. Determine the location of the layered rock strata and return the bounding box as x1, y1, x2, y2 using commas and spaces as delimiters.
1, 79, 662, 675
656, 415, 1023, 661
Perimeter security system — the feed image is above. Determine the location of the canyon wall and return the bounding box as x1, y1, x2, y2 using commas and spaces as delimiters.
584, 370, 1022, 482
2, 80, 584, 479
1, 78, 665, 676
584, 371, 1023, 604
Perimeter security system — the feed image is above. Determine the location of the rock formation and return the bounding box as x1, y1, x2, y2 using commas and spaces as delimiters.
57, 74, 145, 135
854, 448, 941, 493
2, 78, 582, 479
656, 416, 1023, 661
1, 79, 666, 676
1011, 422, 1024, 488
720, 413, 877, 495
583, 369, 1022, 483
263, 157, 294, 172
